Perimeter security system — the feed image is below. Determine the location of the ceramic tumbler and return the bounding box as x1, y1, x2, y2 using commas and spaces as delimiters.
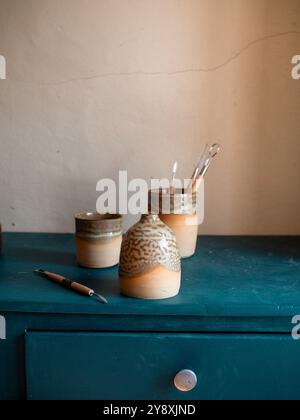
149, 190, 199, 258
119, 214, 181, 300
75, 213, 122, 269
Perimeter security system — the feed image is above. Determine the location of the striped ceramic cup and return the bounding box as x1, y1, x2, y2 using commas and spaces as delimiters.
75, 213, 122, 269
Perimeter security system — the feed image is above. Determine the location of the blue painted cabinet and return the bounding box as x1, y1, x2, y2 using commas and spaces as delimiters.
26, 332, 300, 400
0, 234, 300, 400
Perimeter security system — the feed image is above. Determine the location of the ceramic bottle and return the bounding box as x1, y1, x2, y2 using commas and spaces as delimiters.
119, 214, 181, 300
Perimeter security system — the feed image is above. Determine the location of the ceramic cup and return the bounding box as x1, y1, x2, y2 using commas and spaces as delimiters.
75, 213, 122, 269
149, 189, 198, 259
119, 214, 181, 300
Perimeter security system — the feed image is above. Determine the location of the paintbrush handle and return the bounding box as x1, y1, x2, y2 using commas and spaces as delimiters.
38, 270, 93, 296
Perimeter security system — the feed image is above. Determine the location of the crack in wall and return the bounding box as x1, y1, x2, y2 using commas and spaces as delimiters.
15, 30, 300, 86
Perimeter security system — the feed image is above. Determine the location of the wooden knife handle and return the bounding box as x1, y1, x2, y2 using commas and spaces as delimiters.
69, 281, 93, 296
44, 271, 93, 296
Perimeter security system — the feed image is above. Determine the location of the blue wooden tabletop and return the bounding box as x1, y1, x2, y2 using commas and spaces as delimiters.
0, 233, 299, 317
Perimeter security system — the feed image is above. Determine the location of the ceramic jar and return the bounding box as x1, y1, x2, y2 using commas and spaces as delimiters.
119, 214, 181, 300
75, 213, 122, 269
149, 190, 198, 258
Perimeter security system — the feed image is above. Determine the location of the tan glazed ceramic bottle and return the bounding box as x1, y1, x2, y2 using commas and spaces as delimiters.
119, 214, 181, 300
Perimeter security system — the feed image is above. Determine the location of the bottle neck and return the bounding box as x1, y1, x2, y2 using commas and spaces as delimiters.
141, 214, 160, 223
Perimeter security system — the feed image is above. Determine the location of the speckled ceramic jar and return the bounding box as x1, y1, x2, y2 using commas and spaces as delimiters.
75, 213, 122, 269
119, 214, 181, 300
149, 190, 198, 259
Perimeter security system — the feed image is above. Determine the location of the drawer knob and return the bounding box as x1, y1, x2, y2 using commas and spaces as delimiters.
174, 369, 197, 392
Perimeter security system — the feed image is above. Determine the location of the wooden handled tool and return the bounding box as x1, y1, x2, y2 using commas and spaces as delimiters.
34, 269, 108, 304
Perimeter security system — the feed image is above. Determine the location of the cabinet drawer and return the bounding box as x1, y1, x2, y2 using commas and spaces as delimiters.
25, 332, 300, 400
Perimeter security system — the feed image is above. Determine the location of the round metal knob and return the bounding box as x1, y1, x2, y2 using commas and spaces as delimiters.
174, 369, 197, 392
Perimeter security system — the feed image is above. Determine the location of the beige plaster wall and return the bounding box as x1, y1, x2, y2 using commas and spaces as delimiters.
0, 0, 299, 234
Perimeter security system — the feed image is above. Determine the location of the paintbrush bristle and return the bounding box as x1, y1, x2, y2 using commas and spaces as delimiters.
172, 161, 178, 175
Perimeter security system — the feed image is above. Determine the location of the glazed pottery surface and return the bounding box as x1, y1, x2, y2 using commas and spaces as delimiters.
119, 214, 181, 300
120, 267, 181, 300
149, 190, 199, 258
75, 212, 122, 269
159, 213, 198, 259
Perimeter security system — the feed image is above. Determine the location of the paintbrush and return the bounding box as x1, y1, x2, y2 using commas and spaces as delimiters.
34, 269, 108, 304
170, 161, 178, 193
